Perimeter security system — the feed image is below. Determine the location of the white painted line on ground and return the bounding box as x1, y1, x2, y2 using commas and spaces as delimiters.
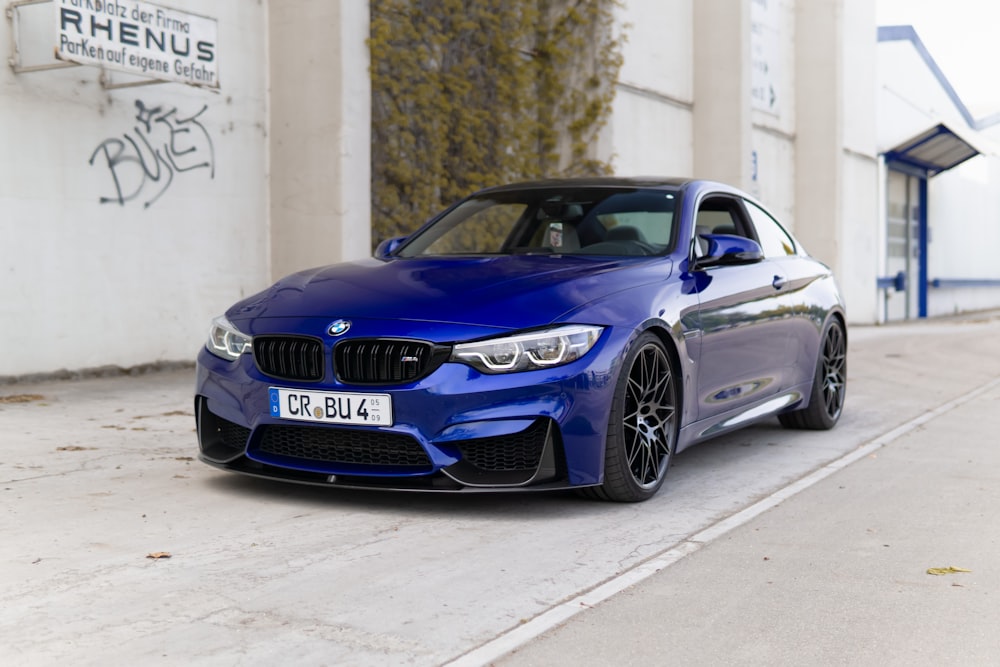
444, 376, 1000, 667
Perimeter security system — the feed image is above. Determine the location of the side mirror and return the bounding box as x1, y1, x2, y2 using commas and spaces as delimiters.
374, 236, 407, 259
694, 233, 764, 269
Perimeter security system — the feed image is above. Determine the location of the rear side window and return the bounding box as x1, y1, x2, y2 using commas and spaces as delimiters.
745, 200, 796, 257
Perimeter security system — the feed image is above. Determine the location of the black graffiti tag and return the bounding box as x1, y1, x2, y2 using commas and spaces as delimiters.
89, 100, 215, 208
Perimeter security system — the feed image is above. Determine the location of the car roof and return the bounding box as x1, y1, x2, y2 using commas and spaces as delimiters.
476, 176, 692, 193
473, 177, 748, 198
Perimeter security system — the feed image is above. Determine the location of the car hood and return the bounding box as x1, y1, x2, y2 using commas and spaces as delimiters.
228, 255, 670, 330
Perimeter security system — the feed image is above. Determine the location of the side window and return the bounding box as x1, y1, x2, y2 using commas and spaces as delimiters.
744, 200, 796, 257
694, 196, 747, 256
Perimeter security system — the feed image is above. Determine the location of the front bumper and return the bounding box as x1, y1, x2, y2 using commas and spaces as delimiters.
194, 327, 628, 492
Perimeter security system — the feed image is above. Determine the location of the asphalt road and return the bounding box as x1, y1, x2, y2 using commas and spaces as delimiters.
2, 312, 999, 666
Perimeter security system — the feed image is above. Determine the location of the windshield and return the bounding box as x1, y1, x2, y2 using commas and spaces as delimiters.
396, 187, 678, 258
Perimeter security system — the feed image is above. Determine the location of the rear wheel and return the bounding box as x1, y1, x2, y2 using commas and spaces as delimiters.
584, 332, 678, 502
779, 318, 846, 430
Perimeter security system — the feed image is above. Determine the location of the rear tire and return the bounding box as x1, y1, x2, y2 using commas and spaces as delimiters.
585, 332, 678, 502
779, 318, 846, 430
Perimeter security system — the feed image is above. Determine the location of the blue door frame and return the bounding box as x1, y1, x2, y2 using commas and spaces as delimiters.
882, 163, 929, 319
917, 176, 928, 318
881, 121, 983, 319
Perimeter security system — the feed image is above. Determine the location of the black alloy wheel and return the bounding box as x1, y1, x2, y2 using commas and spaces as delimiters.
779, 318, 847, 430
584, 332, 678, 502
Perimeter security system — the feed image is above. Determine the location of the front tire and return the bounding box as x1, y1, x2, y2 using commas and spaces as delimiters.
779, 317, 846, 430
586, 332, 678, 502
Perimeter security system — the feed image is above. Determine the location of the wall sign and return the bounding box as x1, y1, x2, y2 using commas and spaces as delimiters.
55, 0, 219, 89
750, 0, 780, 116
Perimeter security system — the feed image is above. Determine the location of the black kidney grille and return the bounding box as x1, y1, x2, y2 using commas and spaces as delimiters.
256, 425, 432, 469
457, 420, 548, 472
335, 339, 442, 384
253, 336, 324, 381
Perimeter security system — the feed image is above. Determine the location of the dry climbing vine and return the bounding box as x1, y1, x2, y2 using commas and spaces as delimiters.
369, 0, 624, 244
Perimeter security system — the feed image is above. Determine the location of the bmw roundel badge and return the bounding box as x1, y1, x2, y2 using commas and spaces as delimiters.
328, 319, 351, 336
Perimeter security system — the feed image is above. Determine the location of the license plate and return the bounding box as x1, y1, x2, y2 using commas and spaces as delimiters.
268, 387, 393, 426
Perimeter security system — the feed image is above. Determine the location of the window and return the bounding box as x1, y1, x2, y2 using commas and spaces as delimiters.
417, 199, 527, 255
693, 196, 747, 257
589, 192, 675, 246
398, 187, 678, 257
744, 200, 796, 257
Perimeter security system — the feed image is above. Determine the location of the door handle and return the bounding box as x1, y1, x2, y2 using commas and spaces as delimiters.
772, 275, 786, 290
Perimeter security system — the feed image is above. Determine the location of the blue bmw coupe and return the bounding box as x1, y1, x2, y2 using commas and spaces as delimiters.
195, 178, 846, 501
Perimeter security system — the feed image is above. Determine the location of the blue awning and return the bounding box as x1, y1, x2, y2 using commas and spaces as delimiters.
883, 123, 980, 177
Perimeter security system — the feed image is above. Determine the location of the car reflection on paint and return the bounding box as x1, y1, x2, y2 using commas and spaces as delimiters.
709, 378, 773, 404
195, 178, 847, 502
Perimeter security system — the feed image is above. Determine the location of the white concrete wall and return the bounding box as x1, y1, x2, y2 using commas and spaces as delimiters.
877, 42, 969, 153
926, 156, 1000, 316
4, 0, 930, 378
608, 0, 881, 322
607, 91, 693, 177
792, 0, 880, 324
268, 0, 371, 279
749, 0, 795, 226
1, 1, 269, 377
838, 0, 880, 324
692, 0, 752, 187
604, 0, 693, 176
750, 130, 795, 225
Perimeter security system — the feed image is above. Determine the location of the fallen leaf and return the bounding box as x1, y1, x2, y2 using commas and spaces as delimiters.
57, 446, 96, 452
927, 566, 971, 576
0, 394, 45, 403
146, 552, 172, 560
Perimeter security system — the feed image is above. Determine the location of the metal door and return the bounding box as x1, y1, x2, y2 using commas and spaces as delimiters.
884, 169, 922, 321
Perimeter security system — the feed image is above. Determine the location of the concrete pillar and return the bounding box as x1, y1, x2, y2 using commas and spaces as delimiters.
794, 0, 879, 322
794, 0, 843, 272
693, 0, 752, 187
268, 0, 371, 281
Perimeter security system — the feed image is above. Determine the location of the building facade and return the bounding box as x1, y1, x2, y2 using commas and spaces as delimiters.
1, 0, 369, 377
876, 26, 1000, 321
3, 0, 994, 378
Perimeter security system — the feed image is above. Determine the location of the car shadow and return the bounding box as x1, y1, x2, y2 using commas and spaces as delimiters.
199, 417, 805, 521
203, 472, 594, 519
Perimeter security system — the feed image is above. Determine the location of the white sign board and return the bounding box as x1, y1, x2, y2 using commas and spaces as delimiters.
55, 0, 219, 89
750, 0, 779, 115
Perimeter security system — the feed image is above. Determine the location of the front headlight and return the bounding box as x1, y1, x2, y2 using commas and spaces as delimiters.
451, 325, 604, 374
207, 316, 252, 361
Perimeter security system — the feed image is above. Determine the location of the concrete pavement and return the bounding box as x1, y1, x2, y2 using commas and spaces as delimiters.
3, 312, 1000, 666
495, 375, 1000, 666
483, 315, 1000, 666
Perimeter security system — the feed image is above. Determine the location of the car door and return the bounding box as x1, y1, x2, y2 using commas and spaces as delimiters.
691, 194, 791, 422
741, 197, 827, 391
